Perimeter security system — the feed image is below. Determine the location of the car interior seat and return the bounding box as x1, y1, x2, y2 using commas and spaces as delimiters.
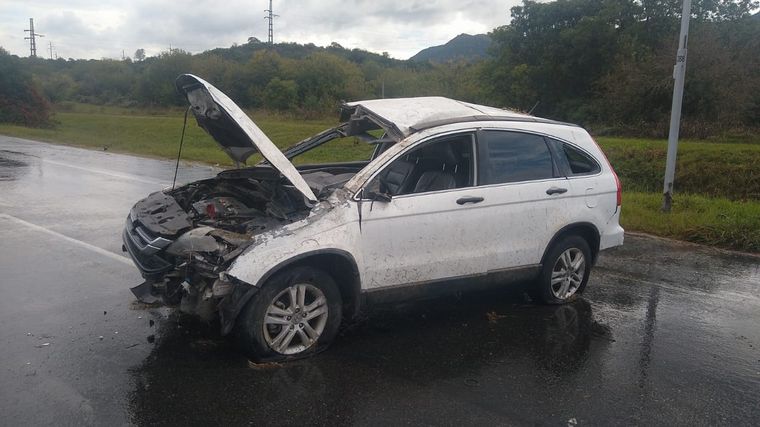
412, 143, 458, 193
378, 157, 416, 195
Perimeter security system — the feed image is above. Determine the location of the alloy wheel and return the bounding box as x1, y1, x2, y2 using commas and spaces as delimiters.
550, 248, 585, 300
263, 283, 329, 354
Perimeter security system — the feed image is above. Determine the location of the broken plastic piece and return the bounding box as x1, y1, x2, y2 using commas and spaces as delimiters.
130, 281, 160, 304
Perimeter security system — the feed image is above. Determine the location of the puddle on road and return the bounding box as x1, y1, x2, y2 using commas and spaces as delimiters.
0, 151, 30, 181
124, 262, 760, 425
126, 288, 616, 425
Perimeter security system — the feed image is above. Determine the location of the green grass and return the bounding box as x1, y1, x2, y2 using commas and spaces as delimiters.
621, 192, 760, 253
596, 137, 760, 200
1, 107, 758, 252
0, 108, 364, 166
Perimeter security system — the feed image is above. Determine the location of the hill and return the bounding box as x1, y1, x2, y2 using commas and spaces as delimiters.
409, 33, 491, 63
202, 38, 403, 66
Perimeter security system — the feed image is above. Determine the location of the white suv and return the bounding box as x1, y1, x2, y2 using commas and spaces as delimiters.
123, 75, 624, 361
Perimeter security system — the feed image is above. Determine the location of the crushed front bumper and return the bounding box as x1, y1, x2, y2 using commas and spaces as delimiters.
122, 216, 174, 279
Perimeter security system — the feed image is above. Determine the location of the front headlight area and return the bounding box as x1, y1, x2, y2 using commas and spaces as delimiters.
153, 227, 252, 321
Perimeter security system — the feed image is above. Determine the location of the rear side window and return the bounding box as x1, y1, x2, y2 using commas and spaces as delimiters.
477, 131, 555, 185
558, 142, 601, 175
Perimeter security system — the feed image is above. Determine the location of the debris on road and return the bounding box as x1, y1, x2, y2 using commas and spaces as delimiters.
247, 360, 282, 370
486, 311, 510, 324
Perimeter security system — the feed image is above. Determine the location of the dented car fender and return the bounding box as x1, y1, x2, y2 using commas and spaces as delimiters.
225, 191, 363, 289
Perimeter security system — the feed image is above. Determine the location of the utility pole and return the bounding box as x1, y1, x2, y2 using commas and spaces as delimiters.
264, 0, 278, 45
48, 41, 54, 59
661, 0, 691, 213
24, 18, 44, 58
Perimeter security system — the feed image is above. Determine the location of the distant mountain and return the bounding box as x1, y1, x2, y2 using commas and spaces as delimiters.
410, 34, 492, 63
202, 38, 402, 66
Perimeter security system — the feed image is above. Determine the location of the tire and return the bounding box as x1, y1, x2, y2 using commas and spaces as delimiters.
534, 235, 592, 305
234, 266, 343, 362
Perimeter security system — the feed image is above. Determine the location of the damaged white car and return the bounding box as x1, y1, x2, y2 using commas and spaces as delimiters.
123, 74, 624, 361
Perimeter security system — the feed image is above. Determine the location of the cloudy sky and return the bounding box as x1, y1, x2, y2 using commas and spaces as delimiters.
1, 0, 517, 60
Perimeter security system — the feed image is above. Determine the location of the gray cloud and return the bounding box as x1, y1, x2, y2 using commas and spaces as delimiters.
1, 0, 517, 60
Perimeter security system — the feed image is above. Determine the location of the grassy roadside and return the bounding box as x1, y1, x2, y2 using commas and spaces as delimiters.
0, 107, 758, 253
620, 192, 760, 253
0, 110, 338, 166
598, 137, 760, 200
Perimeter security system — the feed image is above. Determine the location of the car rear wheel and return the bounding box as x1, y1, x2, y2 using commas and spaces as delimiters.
535, 235, 592, 304
235, 266, 342, 362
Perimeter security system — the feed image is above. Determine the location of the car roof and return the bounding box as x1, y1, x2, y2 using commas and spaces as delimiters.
342, 96, 576, 140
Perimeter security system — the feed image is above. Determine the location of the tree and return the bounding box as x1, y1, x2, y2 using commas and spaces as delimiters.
294, 52, 367, 109
485, 0, 636, 120
0, 48, 51, 126
484, 0, 759, 129
263, 77, 298, 110
135, 49, 192, 105
134, 48, 146, 61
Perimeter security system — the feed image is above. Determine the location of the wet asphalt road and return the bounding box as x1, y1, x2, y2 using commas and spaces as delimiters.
1, 136, 759, 426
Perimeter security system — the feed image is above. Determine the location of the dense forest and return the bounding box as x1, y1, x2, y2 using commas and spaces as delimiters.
1, 0, 758, 137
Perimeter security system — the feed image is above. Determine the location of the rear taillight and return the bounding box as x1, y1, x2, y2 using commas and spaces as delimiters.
591, 137, 621, 207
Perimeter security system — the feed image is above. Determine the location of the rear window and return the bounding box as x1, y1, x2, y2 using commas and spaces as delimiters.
477, 131, 555, 185
559, 143, 601, 175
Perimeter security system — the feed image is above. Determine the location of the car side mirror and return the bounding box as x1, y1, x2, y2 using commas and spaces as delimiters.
366, 191, 392, 203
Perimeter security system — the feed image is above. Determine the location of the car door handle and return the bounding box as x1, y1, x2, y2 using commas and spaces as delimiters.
456, 196, 484, 205
546, 187, 568, 195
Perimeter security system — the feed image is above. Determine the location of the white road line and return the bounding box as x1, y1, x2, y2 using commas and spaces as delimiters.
41, 159, 169, 186
0, 213, 133, 266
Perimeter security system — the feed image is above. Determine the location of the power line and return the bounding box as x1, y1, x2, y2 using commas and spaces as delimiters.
264, 0, 279, 45
24, 18, 44, 58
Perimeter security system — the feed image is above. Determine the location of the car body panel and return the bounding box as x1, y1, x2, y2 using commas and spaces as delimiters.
357, 186, 492, 288
225, 190, 362, 288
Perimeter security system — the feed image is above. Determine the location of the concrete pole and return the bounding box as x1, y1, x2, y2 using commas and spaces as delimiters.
661, 0, 692, 212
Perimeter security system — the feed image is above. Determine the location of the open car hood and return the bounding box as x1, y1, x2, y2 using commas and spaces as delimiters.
175, 74, 316, 202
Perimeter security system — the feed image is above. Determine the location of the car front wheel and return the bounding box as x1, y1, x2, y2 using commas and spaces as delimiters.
235, 266, 343, 361
535, 235, 592, 304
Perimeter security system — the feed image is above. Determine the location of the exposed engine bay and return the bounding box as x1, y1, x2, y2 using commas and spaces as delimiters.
123, 166, 356, 328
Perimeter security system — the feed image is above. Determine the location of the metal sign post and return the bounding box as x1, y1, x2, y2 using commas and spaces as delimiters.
661, 0, 692, 212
